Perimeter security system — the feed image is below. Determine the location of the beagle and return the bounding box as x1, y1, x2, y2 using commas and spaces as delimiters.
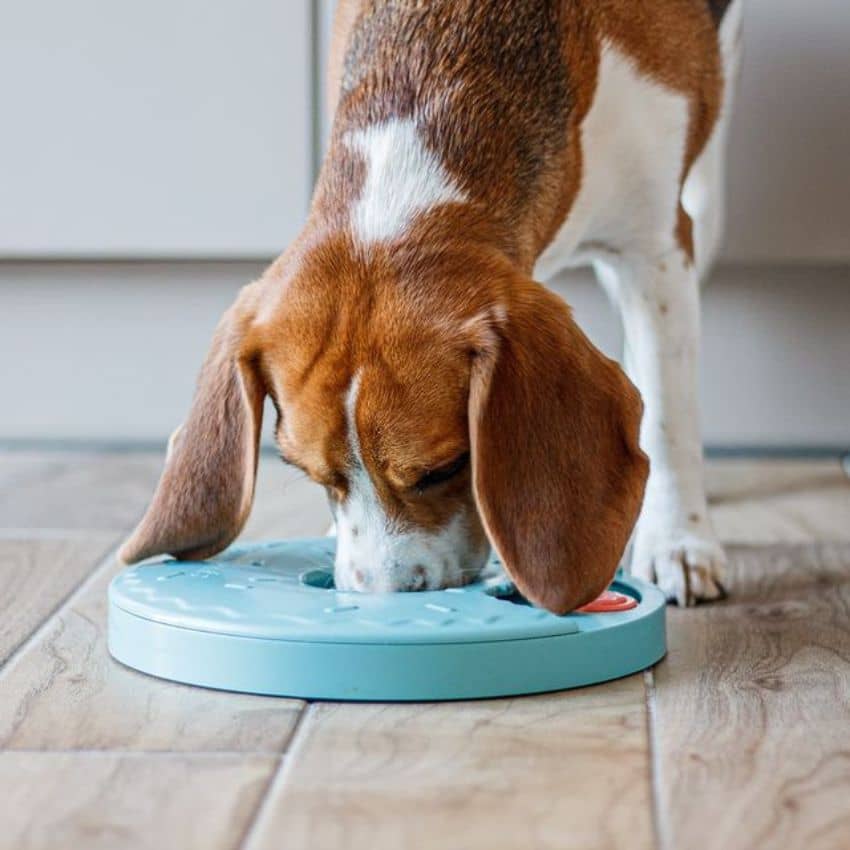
120, 0, 742, 612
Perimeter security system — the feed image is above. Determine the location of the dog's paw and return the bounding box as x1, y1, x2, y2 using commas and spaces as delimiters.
631, 529, 727, 606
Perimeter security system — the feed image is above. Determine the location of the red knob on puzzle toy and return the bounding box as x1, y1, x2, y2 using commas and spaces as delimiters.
576, 590, 638, 613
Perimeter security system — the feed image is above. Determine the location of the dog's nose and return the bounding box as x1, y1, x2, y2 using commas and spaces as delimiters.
335, 559, 435, 592
407, 564, 428, 591
362, 562, 430, 592
352, 567, 371, 589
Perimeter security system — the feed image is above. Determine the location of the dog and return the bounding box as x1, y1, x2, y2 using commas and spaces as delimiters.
120, 0, 742, 612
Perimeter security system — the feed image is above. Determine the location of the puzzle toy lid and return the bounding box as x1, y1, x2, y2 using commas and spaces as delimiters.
108, 538, 666, 701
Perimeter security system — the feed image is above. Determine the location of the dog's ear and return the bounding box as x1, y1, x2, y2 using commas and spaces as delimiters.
468, 280, 648, 614
119, 286, 265, 564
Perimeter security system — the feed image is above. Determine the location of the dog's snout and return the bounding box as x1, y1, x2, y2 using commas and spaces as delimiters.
333, 512, 488, 593
334, 555, 440, 593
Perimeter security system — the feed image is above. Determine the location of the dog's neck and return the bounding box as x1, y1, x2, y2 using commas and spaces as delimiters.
308, 1, 582, 273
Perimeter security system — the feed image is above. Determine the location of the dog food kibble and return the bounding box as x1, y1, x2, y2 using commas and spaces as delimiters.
577, 590, 638, 613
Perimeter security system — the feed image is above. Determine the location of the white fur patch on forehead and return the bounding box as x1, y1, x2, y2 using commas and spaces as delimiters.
534, 43, 690, 280
343, 369, 366, 475
342, 368, 388, 530
345, 119, 466, 243
339, 368, 398, 582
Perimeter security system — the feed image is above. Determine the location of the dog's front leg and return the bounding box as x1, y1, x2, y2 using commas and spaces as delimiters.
596, 247, 726, 605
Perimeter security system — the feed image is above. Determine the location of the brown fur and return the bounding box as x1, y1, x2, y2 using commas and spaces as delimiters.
122, 0, 726, 611
325, 0, 722, 262
119, 285, 265, 563
468, 278, 647, 613
262, 235, 491, 544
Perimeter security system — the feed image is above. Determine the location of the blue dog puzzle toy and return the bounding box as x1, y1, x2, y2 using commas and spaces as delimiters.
108, 538, 666, 701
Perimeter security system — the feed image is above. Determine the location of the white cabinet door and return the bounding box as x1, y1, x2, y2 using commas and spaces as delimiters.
718, 0, 850, 262
0, 0, 311, 258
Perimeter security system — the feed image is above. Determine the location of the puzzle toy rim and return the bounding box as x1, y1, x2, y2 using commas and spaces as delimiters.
108, 538, 667, 701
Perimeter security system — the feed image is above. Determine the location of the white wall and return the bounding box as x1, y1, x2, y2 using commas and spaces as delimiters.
0, 262, 260, 442
4, 0, 848, 263
1, 262, 847, 449
0, 0, 848, 448
0, 0, 311, 258
724, 0, 850, 263
559, 265, 850, 448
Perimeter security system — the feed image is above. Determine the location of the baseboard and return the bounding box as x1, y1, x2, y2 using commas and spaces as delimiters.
0, 438, 846, 461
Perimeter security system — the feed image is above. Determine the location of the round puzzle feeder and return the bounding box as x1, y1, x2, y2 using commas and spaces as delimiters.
108, 538, 666, 701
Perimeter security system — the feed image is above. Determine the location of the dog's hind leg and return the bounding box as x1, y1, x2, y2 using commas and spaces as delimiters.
596, 244, 726, 605
683, 0, 743, 283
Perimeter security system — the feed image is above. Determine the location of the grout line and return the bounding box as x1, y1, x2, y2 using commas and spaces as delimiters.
3, 441, 848, 458
0, 749, 288, 758
643, 667, 668, 850
0, 458, 156, 675
0, 528, 124, 541
0, 538, 122, 677
238, 702, 316, 849
0, 440, 279, 455
0, 531, 122, 669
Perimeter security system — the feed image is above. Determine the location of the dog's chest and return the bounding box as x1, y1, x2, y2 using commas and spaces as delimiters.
534, 45, 692, 280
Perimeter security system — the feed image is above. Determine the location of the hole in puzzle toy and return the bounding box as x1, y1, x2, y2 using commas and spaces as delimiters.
486, 582, 637, 613
108, 538, 666, 701
485, 581, 532, 605
300, 568, 335, 590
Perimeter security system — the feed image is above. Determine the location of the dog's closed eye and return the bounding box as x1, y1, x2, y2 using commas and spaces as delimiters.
414, 452, 470, 493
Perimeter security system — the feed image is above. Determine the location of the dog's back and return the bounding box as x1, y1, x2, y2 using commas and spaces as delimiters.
323, 0, 738, 272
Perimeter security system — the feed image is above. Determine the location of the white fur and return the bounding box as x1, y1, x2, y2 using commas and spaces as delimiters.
595, 251, 726, 604
683, 0, 744, 279
334, 370, 485, 592
534, 37, 741, 604
535, 44, 691, 277
346, 119, 466, 244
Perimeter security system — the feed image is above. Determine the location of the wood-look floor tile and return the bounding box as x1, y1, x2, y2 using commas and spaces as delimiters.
0, 752, 275, 850
652, 543, 850, 850
0, 536, 114, 666
0, 451, 162, 532
706, 458, 850, 544
245, 676, 654, 850
0, 553, 303, 752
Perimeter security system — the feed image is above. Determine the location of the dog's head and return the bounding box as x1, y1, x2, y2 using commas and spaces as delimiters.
120, 237, 647, 613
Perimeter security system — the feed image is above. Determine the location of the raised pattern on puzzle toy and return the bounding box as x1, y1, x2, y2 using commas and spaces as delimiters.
108, 538, 666, 701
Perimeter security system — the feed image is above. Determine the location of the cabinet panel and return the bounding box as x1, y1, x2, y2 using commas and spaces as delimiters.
722, 0, 849, 262
0, 1, 311, 257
